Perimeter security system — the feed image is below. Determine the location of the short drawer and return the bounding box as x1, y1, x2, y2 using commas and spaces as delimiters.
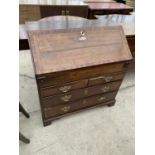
37, 62, 129, 88
40, 6, 65, 17
88, 72, 124, 86
64, 6, 88, 18
42, 80, 122, 107
40, 79, 88, 97
44, 91, 117, 118
40, 6, 88, 18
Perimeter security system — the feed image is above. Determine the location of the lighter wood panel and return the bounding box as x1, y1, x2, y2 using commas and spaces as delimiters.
28, 26, 132, 75
19, 0, 87, 5
19, 5, 41, 24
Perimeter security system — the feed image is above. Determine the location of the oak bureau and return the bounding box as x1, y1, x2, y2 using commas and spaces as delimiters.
28, 26, 132, 126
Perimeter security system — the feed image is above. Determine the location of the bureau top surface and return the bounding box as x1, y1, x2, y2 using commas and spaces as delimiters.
28, 26, 132, 75
87, 2, 133, 10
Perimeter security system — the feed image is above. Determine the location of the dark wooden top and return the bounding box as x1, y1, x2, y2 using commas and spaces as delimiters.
28, 26, 132, 75
87, 2, 133, 10
84, 0, 114, 2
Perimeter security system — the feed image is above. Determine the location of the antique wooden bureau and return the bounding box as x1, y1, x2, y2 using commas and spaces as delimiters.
28, 26, 132, 126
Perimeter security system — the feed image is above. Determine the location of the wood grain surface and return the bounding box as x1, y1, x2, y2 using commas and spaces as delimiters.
36, 62, 127, 87
42, 80, 122, 106
28, 26, 132, 75
44, 91, 117, 118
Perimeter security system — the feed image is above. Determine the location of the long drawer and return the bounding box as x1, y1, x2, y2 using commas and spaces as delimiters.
40, 79, 88, 97
44, 91, 117, 118
42, 80, 122, 107
40, 72, 124, 97
37, 62, 129, 88
88, 72, 124, 86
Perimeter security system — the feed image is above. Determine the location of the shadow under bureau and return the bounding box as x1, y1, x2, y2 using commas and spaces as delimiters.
28, 26, 132, 126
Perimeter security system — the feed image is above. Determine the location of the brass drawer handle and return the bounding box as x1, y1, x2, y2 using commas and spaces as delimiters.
61, 95, 72, 102
61, 10, 65, 15
102, 86, 110, 92
83, 100, 87, 104
61, 106, 70, 112
66, 10, 70, 15
98, 96, 106, 102
102, 76, 113, 82
59, 85, 71, 93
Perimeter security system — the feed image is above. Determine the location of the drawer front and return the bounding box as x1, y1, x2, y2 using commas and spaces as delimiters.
92, 9, 132, 15
40, 6, 88, 18
44, 91, 117, 118
42, 80, 121, 107
37, 62, 128, 88
40, 79, 88, 97
88, 72, 124, 86
65, 6, 88, 18
40, 6, 65, 17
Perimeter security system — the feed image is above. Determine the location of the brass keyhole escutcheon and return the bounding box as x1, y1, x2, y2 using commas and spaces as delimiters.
80, 31, 85, 37
84, 89, 88, 95
83, 100, 87, 104
79, 30, 86, 41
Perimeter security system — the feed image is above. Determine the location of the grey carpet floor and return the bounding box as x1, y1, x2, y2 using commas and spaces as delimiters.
20, 86, 134, 155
